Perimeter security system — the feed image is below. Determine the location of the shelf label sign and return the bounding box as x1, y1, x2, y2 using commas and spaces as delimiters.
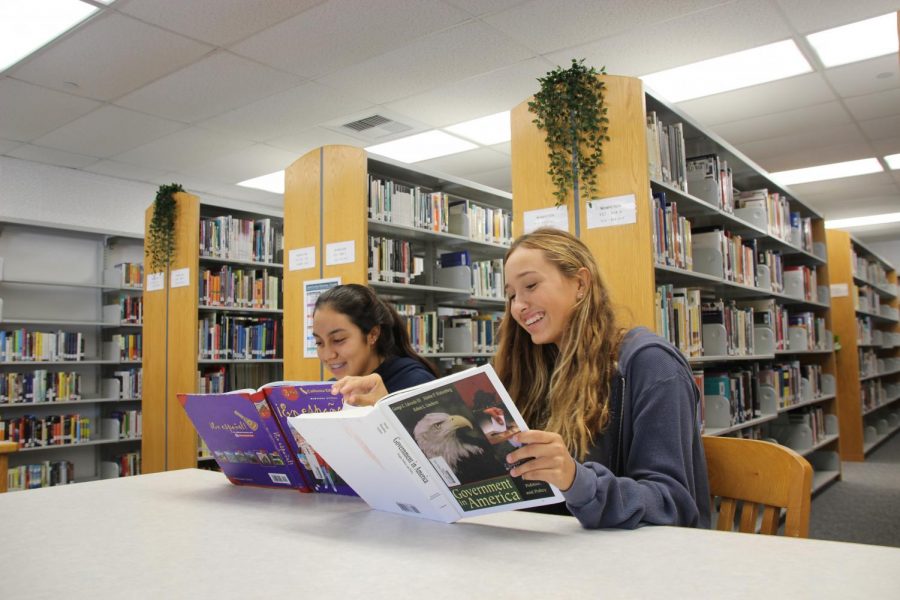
326, 240, 355, 266
304, 277, 341, 358
523, 206, 569, 234
170, 267, 190, 288
830, 283, 849, 298
587, 194, 637, 229
146, 272, 164, 292
289, 246, 315, 271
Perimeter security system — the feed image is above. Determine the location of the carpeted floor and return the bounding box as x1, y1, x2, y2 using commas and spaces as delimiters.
808, 432, 900, 548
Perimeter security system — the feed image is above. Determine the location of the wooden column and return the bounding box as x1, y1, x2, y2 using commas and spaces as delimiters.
0, 441, 16, 493
510, 75, 655, 330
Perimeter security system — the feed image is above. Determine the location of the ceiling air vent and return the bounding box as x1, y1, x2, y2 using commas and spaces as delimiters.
335, 114, 414, 140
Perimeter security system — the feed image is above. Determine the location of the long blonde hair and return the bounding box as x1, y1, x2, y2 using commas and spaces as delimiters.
493, 228, 623, 460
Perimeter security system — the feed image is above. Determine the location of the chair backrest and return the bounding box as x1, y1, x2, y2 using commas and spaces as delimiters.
0, 441, 17, 494
702, 436, 813, 538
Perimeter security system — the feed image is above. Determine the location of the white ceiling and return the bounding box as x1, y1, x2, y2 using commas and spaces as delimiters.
1, 0, 899, 242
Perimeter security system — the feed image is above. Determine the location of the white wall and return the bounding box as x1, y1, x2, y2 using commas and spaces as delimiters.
0, 157, 282, 236
867, 240, 900, 271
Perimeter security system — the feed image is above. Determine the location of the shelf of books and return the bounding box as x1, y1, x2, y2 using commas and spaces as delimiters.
282, 145, 512, 381
141, 192, 283, 473
0, 220, 143, 491
825, 229, 900, 461
511, 74, 840, 493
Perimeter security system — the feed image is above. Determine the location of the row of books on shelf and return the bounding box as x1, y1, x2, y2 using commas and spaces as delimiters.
104, 262, 143, 288
199, 215, 283, 264
0, 330, 84, 362
861, 380, 900, 413
198, 314, 280, 361
646, 112, 688, 193
865, 412, 900, 444
0, 368, 142, 405
196, 363, 282, 395
859, 353, 900, 378
104, 296, 143, 324
736, 188, 814, 251
851, 249, 892, 288
200, 265, 280, 310
5, 450, 141, 491
0, 411, 142, 448
858, 321, 900, 348
109, 333, 141, 362
368, 175, 513, 245
390, 304, 501, 355
368, 236, 422, 285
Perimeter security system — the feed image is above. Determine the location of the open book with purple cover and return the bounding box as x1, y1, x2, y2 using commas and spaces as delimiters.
178, 382, 355, 495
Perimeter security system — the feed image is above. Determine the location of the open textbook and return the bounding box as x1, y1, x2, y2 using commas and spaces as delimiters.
288, 364, 564, 522
178, 382, 354, 495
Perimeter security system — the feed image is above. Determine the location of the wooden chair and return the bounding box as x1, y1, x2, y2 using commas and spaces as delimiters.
702, 436, 813, 538
0, 441, 17, 493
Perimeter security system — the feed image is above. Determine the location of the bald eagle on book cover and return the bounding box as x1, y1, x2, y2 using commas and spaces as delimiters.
412, 412, 507, 484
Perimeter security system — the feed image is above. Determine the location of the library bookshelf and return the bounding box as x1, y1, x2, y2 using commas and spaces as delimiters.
283, 145, 512, 381
0, 220, 143, 491
826, 229, 900, 460
511, 74, 841, 493
141, 193, 283, 473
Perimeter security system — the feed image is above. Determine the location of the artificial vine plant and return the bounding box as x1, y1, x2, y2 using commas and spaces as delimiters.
148, 183, 183, 272
528, 59, 610, 206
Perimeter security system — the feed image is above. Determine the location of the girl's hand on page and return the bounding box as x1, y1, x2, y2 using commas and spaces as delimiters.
505, 429, 577, 491
331, 373, 388, 407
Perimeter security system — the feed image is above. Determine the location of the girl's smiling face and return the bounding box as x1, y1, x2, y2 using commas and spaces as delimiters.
312, 306, 381, 378
504, 246, 582, 347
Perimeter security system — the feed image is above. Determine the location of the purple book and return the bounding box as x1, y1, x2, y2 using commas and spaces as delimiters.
179, 382, 356, 496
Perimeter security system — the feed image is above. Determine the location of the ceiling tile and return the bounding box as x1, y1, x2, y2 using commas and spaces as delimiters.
871, 136, 900, 156
84, 159, 172, 185
711, 102, 851, 146
467, 166, 513, 192
267, 126, 365, 156
844, 88, 900, 122
7, 144, 100, 169
0, 79, 100, 141
385, 57, 554, 127
116, 51, 303, 122
200, 81, 374, 141
824, 55, 900, 98
735, 123, 869, 170
492, 141, 512, 155
32, 106, 187, 158
413, 147, 511, 176
115, 127, 253, 172
231, 0, 471, 79
785, 173, 896, 202
119, 0, 324, 47
317, 21, 534, 104
860, 115, 900, 142
676, 73, 835, 126
775, 0, 900, 34
547, 0, 793, 77
0, 139, 22, 154
483, 0, 741, 55
10, 13, 214, 101
186, 144, 299, 183
746, 139, 877, 174
442, 0, 530, 16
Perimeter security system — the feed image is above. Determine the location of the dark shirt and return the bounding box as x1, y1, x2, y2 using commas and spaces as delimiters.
374, 356, 436, 393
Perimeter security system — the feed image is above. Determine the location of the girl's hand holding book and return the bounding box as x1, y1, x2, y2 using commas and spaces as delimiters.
331, 373, 389, 407
506, 430, 577, 492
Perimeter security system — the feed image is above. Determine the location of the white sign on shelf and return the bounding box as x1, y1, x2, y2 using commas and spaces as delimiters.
587, 194, 637, 229
830, 283, 849, 298
303, 277, 341, 358
523, 206, 569, 234
289, 246, 316, 272
170, 268, 190, 289
146, 272, 165, 292
326, 241, 355, 266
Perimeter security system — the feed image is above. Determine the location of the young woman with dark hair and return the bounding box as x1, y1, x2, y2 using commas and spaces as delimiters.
312, 283, 438, 405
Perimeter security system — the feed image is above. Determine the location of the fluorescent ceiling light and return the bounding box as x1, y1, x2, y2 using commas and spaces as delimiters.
237, 171, 284, 194
444, 111, 511, 145
366, 130, 477, 163
825, 213, 900, 229
640, 40, 812, 102
885, 153, 900, 170
807, 13, 899, 68
0, 0, 98, 72
770, 158, 883, 185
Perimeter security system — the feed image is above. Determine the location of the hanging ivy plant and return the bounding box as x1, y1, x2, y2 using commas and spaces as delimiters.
148, 183, 183, 272
528, 59, 609, 207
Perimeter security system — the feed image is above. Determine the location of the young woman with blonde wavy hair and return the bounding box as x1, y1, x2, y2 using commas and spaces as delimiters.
498, 228, 710, 529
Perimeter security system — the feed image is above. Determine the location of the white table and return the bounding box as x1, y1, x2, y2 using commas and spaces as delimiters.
1, 469, 898, 599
